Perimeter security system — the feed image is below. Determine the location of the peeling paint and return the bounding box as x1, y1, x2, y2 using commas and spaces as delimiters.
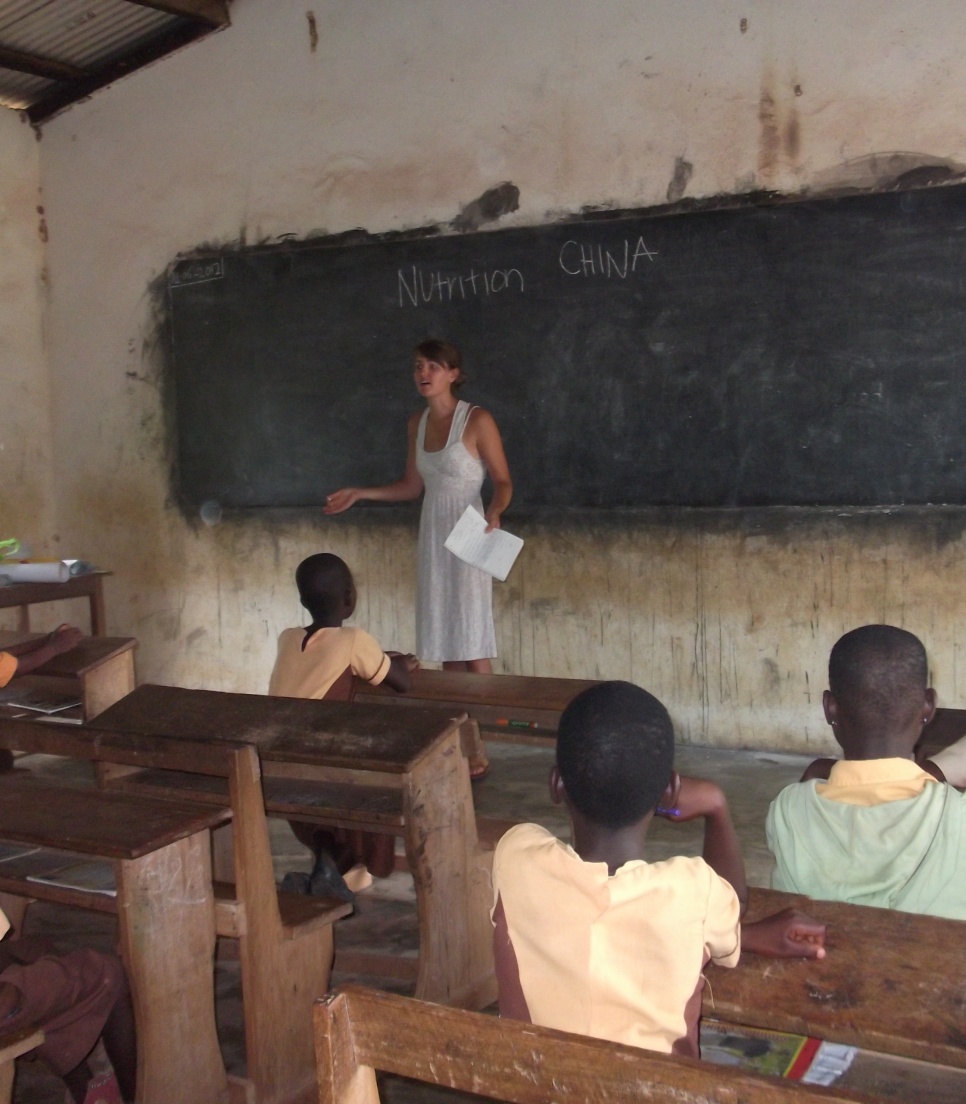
665, 156, 693, 203
451, 183, 521, 232
306, 11, 318, 53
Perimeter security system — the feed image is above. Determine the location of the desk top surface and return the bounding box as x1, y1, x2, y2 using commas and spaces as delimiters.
91, 684, 467, 773
359, 669, 599, 711
0, 571, 110, 605
0, 774, 229, 859
708, 885, 966, 1068
0, 633, 136, 677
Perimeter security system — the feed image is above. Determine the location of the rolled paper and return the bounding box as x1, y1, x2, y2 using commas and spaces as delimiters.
1, 562, 72, 583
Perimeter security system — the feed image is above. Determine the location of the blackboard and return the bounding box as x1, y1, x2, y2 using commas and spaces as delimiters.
166, 183, 966, 511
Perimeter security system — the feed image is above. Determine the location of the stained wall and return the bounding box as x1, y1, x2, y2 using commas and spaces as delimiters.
22, 0, 966, 749
0, 109, 53, 549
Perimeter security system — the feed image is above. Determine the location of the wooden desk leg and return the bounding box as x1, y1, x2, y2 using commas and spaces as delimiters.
116, 830, 228, 1104
82, 650, 136, 720
89, 577, 106, 636
404, 731, 496, 1010
0, 894, 31, 939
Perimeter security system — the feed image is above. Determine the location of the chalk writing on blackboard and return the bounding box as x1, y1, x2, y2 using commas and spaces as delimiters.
559, 237, 658, 278
169, 258, 225, 288
398, 264, 524, 307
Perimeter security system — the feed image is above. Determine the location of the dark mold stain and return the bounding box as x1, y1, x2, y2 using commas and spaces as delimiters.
666, 157, 693, 203
451, 182, 520, 232
758, 86, 780, 177
784, 111, 801, 162
306, 11, 319, 53
892, 164, 961, 190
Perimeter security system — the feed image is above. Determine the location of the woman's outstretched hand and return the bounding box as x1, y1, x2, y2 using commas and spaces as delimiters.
324, 488, 361, 514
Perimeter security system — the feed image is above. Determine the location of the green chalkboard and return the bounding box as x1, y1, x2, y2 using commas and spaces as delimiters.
167, 183, 966, 511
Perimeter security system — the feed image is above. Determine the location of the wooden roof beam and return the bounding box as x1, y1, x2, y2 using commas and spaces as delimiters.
0, 44, 87, 82
122, 1, 230, 28
27, 19, 216, 125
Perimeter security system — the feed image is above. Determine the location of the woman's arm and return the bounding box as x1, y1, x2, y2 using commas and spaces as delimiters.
324, 413, 425, 514
467, 409, 513, 530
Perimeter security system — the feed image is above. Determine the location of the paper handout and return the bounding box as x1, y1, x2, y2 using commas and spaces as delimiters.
444, 506, 523, 582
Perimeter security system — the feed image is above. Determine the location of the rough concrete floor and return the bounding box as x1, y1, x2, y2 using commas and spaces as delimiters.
9, 742, 966, 1103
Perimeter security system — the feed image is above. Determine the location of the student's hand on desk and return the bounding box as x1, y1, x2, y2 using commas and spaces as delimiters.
387, 651, 420, 672
655, 772, 726, 822
741, 908, 827, 959
324, 488, 361, 514
47, 624, 83, 654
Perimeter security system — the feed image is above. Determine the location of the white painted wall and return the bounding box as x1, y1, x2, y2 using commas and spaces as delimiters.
22, 0, 966, 749
0, 108, 53, 557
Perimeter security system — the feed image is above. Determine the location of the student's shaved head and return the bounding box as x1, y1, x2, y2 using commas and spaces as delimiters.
557, 681, 674, 829
828, 625, 927, 731
295, 553, 353, 620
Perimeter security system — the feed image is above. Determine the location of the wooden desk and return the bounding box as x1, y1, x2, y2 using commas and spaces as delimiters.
0, 572, 110, 635
90, 684, 496, 1010
0, 774, 230, 1104
0, 717, 349, 1104
706, 886, 966, 1069
356, 669, 600, 746
316, 985, 870, 1104
0, 633, 136, 720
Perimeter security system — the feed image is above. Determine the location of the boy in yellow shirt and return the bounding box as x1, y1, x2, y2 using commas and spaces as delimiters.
493, 681, 825, 1056
269, 553, 417, 900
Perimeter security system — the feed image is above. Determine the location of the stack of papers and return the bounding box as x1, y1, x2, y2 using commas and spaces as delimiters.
444, 507, 524, 582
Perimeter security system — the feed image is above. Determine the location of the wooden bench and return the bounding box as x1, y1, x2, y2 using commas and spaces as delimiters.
0, 716, 351, 1104
0, 1027, 43, 1104
0, 632, 136, 721
88, 684, 496, 1011
706, 886, 966, 1070
0, 771, 230, 1104
314, 984, 872, 1104
356, 668, 600, 747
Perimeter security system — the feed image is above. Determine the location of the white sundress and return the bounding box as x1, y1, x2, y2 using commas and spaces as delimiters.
415, 400, 496, 662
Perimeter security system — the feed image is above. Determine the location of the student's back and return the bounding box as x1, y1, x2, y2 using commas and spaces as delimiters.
767, 624, 966, 920
493, 682, 825, 1058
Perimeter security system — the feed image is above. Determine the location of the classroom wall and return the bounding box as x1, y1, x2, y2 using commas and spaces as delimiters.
0, 108, 54, 549
23, 0, 966, 750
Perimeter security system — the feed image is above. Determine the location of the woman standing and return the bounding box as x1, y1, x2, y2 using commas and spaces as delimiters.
324, 339, 512, 674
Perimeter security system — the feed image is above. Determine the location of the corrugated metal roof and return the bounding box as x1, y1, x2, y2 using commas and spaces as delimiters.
2, 1, 175, 67
0, 0, 230, 123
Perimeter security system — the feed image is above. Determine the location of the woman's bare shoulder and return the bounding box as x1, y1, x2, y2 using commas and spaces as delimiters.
466, 404, 498, 427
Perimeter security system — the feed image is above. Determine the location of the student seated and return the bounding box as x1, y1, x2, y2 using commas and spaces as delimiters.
0, 913, 136, 1104
0, 625, 83, 771
767, 624, 966, 919
492, 681, 825, 1057
0, 624, 83, 686
268, 553, 418, 900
